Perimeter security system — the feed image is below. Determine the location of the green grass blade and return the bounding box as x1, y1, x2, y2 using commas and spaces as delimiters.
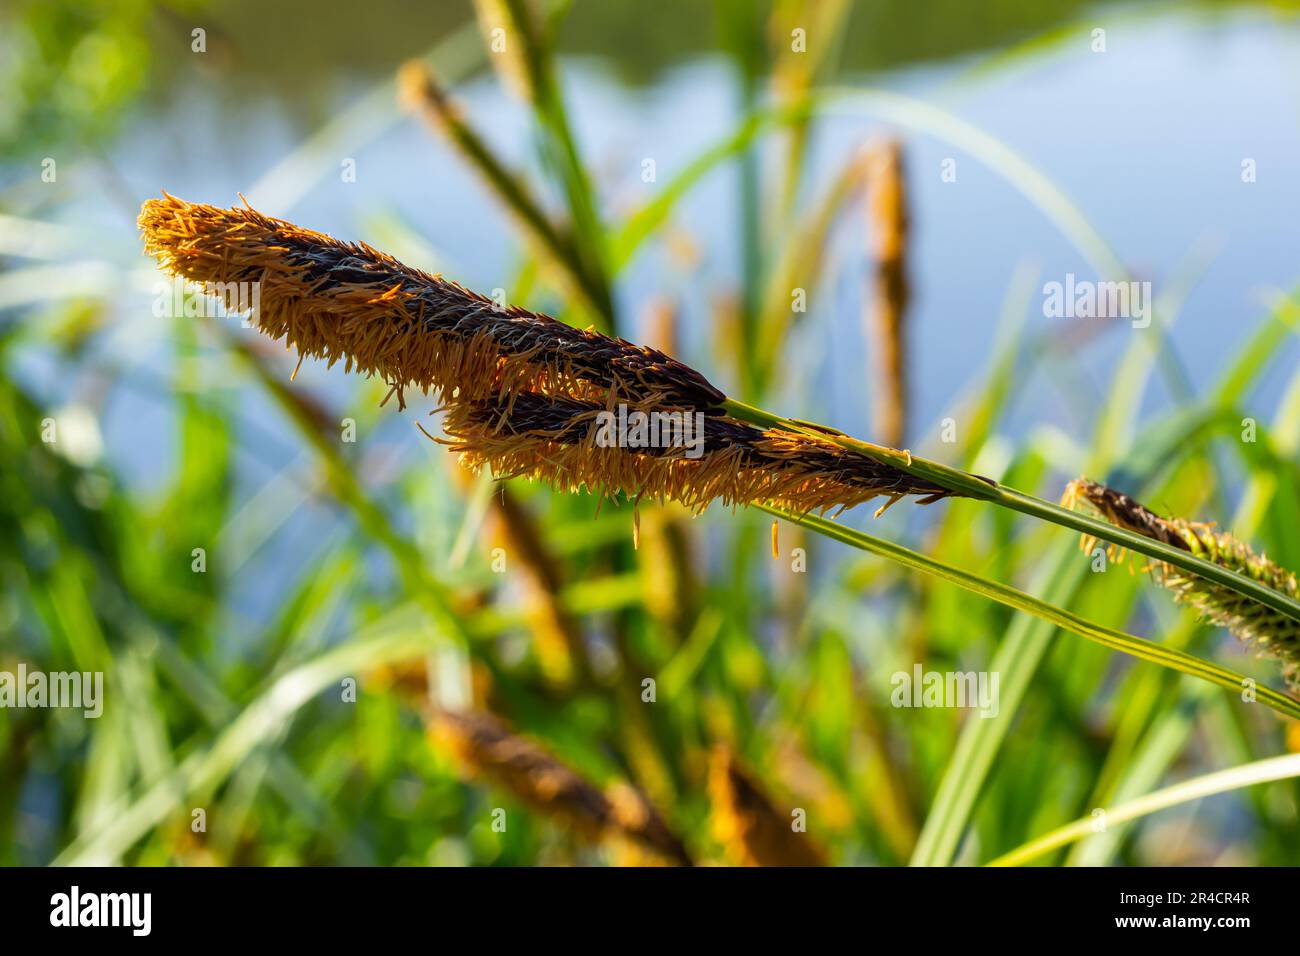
988, 750, 1300, 867
757, 503, 1300, 724
909, 544, 1082, 865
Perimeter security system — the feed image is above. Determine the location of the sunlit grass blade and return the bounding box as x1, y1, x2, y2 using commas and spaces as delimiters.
987, 750, 1300, 867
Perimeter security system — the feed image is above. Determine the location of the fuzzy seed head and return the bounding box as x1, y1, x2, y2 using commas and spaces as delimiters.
138, 195, 724, 412
442, 392, 953, 517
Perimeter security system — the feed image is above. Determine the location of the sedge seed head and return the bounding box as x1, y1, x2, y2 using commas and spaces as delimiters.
138, 194, 725, 412
442, 391, 954, 517
1064, 476, 1300, 689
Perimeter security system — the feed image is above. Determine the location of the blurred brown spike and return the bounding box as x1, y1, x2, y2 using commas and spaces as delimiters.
709, 747, 826, 867
642, 296, 679, 357
430, 708, 692, 866
471, 0, 539, 103
865, 139, 911, 449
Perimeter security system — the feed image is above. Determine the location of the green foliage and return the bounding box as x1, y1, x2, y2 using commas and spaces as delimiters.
4, 0, 1300, 868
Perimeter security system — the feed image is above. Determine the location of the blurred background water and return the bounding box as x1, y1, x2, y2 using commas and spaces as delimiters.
7, 1, 1299, 491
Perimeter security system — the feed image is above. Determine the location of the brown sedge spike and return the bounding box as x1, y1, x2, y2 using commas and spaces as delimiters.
1063, 477, 1300, 689
441, 391, 955, 517
708, 747, 826, 867
865, 138, 911, 449
140, 195, 968, 519
429, 708, 692, 865
138, 194, 722, 413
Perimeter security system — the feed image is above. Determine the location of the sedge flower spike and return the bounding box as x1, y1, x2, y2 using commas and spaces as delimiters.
1064, 477, 1300, 689
139, 194, 722, 412
139, 194, 966, 517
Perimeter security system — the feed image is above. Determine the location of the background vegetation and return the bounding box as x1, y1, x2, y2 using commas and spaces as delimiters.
4, 0, 1300, 866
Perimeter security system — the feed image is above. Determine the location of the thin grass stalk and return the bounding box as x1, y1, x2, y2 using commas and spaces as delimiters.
770, 0, 852, 226
474, 0, 615, 328
500, 0, 610, 274
723, 397, 1300, 629
714, 0, 767, 396
398, 62, 614, 333
754, 146, 870, 387
987, 752, 1300, 867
